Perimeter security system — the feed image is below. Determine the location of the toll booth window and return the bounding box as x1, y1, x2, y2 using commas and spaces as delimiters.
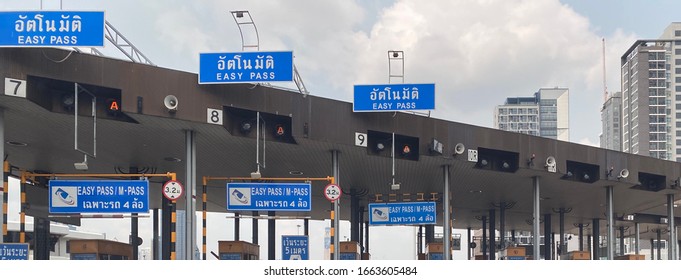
71, 253, 97, 260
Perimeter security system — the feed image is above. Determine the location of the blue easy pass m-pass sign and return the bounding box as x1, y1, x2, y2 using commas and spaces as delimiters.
0, 11, 105, 47
49, 180, 149, 214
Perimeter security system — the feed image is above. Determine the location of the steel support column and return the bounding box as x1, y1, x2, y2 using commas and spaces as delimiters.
532, 177, 540, 260
0, 109, 4, 244
559, 209, 565, 256
235, 213, 240, 241
331, 150, 340, 260
606, 186, 614, 260
351, 188, 359, 243
359, 206, 364, 253
153, 208, 159, 260
252, 211, 258, 244
634, 223, 640, 255
268, 211, 275, 260
467, 227, 472, 260
592, 219, 599, 260
132, 213, 139, 259
499, 203, 506, 249
656, 229, 662, 260
619, 227, 624, 256
364, 221, 369, 254
668, 194, 676, 260
650, 239, 655, 260
482, 216, 487, 259
304, 218, 309, 236
443, 165, 451, 260
578, 224, 584, 251
543, 214, 551, 260
184, 130, 197, 260
489, 209, 495, 260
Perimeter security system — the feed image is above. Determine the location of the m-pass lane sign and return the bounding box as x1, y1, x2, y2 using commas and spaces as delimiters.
324, 184, 342, 202
163, 180, 184, 201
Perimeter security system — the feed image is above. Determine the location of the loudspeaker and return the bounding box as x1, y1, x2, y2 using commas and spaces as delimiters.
545, 156, 556, 167
618, 169, 629, 179
454, 143, 465, 155
163, 95, 178, 113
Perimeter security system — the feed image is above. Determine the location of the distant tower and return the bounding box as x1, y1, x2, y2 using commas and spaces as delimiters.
494, 88, 569, 141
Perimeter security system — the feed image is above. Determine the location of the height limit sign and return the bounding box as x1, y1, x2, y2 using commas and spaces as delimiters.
163, 180, 184, 201
324, 184, 342, 202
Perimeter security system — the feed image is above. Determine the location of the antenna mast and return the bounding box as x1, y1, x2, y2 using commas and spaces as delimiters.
602, 38, 607, 102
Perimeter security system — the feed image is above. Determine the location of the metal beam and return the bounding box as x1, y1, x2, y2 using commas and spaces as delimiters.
443, 165, 451, 260
184, 130, 196, 259
606, 186, 614, 260
533, 177, 540, 260
668, 194, 676, 260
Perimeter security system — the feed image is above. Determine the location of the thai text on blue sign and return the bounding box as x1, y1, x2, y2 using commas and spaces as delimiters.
199, 51, 294, 84
368, 202, 436, 225
282, 235, 308, 260
49, 180, 149, 214
0, 11, 105, 47
0, 243, 29, 260
353, 83, 435, 112
226, 182, 311, 211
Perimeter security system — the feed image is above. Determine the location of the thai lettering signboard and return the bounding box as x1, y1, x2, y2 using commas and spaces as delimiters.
0, 11, 105, 47
199, 51, 294, 84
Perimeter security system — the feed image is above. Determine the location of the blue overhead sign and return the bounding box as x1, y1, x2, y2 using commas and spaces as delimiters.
0, 11, 105, 47
49, 180, 149, 214
0, 243, 29, 260
199, 51, 294, 84
368, 202, 436, 225
282, 235, 309, 260
353, 83, 435, 112
226, 183, 311, 211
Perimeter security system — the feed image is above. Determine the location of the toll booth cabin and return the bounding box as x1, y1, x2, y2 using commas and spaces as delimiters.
218, 241, 259, 260
500, 247, 526, 260
68, 239, 132, 260
339, 241, 361, 260
426, 243, 444, 260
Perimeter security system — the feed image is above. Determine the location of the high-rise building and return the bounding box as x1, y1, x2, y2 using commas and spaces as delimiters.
600, 92, 622, 151
494, 88, 569, 141
619, 23, 681, 160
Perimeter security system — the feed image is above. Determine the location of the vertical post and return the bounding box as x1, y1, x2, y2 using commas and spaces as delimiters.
0, 110, 3, 243
467, 227, 472, 260
592, 219, 599, 260
533, 177, 540, 260
19, 172, 25, 243
2, 160, 8, 243
268, 211, 275, 260
132, 213, 139, 259
499, 202, 506, 250
358, 206, 364, 253
543, 214, 551, 260
153, 208, 159, 260
578, 223, 584, 251
364, 221, 369, 254
656, 229, 661, 260
331, 150, 340, 260
418, 226, 423, 255
304, 218, 309, 235
170, 200, 177, 260
351, 189, 359, 242
634, 222, 640, 255
668, 194, 676, 260
650, 238, 655, 260
185, 130, 197, 260
587, 234, 592, 256
606, 186, 614, 260
202, 180, 207, 260
489, 209, 495, 260
235, 213, 241, 241
559, 208, 565, 256
252, 211, 259, 244
511, 229, 516, 243
619, 227, 625, 256
482, 216, 487, 259
443, 165, 451, 260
